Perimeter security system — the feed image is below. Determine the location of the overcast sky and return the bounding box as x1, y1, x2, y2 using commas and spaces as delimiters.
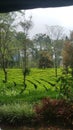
25, 6, 73, 38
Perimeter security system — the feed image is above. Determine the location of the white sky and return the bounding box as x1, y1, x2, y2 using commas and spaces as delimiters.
25, 6, 73, 38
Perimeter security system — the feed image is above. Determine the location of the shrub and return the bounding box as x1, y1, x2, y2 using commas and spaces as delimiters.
34, 97, 73, 127
0, 103, 35, 125
56, 76, 73, 100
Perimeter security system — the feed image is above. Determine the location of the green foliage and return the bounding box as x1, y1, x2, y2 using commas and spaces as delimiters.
56, 75, 73, 100
0, 68, 73, 101
33, 33, 51, 51
0, 103, 34, 125
0, 68, 73, 126
0, 68, 57, 96
35, 97, 73, 127
0, 13, 17, 83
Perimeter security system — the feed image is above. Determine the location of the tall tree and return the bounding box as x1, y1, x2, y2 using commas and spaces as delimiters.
39, 51, 53, 68
16, 31, 33, 67
62, 31, 73, 76
46, 25, 65, 77
62, 41, 73, 76
34, 33, 51, 51
0, 13, 15, 82
33, 33, 52, 67
19, 12, 33, 91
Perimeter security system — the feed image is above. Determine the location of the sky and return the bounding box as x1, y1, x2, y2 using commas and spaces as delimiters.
25, 6, 73, 38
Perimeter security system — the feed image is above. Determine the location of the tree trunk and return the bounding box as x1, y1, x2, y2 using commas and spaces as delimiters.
23, 42, 27, 89
3, 67, 7, 83
20, 42, 27, 94
54, 51, 57, 77
2, 56, 8, 83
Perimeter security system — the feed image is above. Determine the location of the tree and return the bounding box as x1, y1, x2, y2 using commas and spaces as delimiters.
39, 51, 53, 68
16, 31, 34, 68
62, 31, 73, 76
0, 13, 15, 82
62, 41, 73, 76
16, 32, 27, 68
46, 25, 65, 77
33, 33, 51, 51
19, 12, 33, 91
33, 33, 52, 67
